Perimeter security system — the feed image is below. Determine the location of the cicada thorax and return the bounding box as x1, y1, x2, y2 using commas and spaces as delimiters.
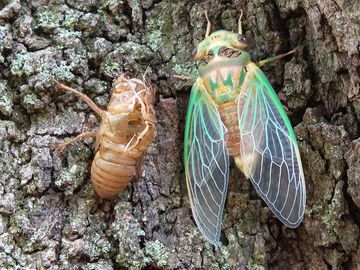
199, 53, 252, 179
91, 76, 156, 199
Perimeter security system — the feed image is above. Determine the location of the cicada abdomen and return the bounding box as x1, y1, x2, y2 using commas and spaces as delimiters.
55, 75, 157, 199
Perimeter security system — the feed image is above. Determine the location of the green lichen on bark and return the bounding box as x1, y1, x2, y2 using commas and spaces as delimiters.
0, 0, 360, 269
0, 81, 13, 116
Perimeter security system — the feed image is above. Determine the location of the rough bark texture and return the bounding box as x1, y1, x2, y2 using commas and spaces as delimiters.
0, 0, 360, 269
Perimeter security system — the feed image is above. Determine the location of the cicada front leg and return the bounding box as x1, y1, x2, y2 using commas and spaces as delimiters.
54, 132, 98, 151
130, 97, 156, 181
53, 80, 105, 150
135, 154, 145, 181
53, 79, 105, 117
126, 86, 156, 151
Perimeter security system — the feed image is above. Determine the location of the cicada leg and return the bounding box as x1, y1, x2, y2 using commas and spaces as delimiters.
53, 79, 105, 117
135, 154, 145, 181
257, 49, 297, 67
125, 84, 156, 151
54, 132, 98, 151
127, 113, 155, 151
173, 74, 193, 81
138, 99, 156, 140
124, 135, 137, 151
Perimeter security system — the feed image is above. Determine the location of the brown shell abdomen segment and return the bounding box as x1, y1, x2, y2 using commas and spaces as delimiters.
91, 141, 136, 199
218, 101, 241, 157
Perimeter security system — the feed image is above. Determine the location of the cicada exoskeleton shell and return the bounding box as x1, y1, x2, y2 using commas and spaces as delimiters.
55, 75, 157, 199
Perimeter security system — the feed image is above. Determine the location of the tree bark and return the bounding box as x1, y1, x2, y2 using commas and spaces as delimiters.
0, 0, 359, 269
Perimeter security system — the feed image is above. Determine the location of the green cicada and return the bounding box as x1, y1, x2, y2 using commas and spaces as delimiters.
184, 11, 306, 245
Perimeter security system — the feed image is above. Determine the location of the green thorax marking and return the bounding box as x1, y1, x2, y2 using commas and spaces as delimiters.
198, 53, 250, 104
194, 30, 251, 104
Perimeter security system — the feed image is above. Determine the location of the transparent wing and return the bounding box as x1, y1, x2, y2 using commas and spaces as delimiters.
237, 66, 306, 228
184, 80, 229, 245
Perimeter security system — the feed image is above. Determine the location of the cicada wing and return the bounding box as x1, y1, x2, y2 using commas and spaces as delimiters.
237, 66, 306, 228
184, 79, 229, 245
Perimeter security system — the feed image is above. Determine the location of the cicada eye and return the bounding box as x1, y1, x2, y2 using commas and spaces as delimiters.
193, 50, 206, 61
207, 49, 214, 56
237, 34, 247, 43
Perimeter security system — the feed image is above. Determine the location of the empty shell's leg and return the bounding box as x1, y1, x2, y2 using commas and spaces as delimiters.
126, 124, 151, 151
129, 106, 156, 150
126, 90, 156, 151
135, 154, 145, 180
54, 132, 97, 150
53, 80, 105, 117
124, 135, 137, 151
257, 49, 296, 67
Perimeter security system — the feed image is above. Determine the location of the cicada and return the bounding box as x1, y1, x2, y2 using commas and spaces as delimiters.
184, 11, 306, 245
54, 75, 157, 199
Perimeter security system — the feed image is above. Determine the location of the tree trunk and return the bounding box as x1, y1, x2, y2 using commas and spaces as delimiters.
0, 0, 359, 269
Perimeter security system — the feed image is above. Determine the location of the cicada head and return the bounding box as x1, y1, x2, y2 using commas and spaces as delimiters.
192, 11, 251, 76
192, 11, 251, 88
193, 11, 248, 60
193, 31, 248, 62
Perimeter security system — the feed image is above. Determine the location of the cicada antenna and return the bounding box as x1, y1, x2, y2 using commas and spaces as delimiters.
204, 10, 211, 38
238, 9, 244, 35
